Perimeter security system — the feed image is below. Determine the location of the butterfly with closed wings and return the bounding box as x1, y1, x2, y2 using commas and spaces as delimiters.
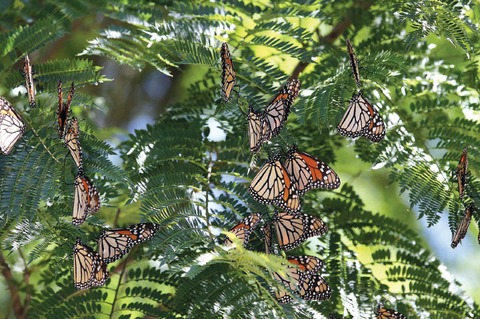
375, 304, 408, 319
98, 223, 160, 263
451, 204, 474, 248
23, 54, 36, 108
273, 255, 331, 303
457, 147, 468, 200
337, 91, 385, 143
57, 80, 74, 139
249, 154, 300, 213
224, 213, 262, 247
0, 97, 26, 155
73, 238, 108, 290
72, 173, 100, 226
220, 42, 237, 102
346, 39, 361, 88
272, 211, 328, 251
248, 79, 301, 152
284, 145, 340, 195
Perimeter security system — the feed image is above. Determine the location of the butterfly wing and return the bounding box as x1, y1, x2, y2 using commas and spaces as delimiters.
224, 213, 262, 247
457, 147, 468, 199
262, 79, 300, 141
23, 54, 36, 108
220, 42, 236, 101
73, 239, 108, 289
73, 174, 100, 226
376, 304, 408, 319
64, 117, 83, 171
98, 223, 160, 262
337, 92, 385, 142
284, 145, 340, 195
296, 273, 331, 301
273, 211, 327, 251
287, 255, 323, 274
249, 154, 300, 213
0, 97, 25, 155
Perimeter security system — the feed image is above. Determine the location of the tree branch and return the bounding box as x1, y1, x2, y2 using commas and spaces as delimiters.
0, 252, 25, 319
291, 1, 372, 79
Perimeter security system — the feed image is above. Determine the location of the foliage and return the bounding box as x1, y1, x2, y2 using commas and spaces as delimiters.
0, 0, 479, 318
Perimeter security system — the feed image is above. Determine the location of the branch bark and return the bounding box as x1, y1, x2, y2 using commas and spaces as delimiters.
0, 253, 25, 319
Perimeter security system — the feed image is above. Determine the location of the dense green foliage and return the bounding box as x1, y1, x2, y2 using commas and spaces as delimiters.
0, 0, 479, 318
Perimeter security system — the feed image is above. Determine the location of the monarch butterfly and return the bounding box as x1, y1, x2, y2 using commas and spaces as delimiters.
273, 211, 328, 251
273, 255, 330, 303
220, 42, 236, 102
23, 54, 36, 108
457, 147, 468, 199
98, 223, 160, 263
72, 173, 100, 226
248, 105, 265, 152
261, 79, 300, 142
375, 304, 408, 319
284, 145, 340, 195
346, 39, 361, 88
57, 80, 74, 139
337, 92, 385, 142
0, 97, 26, 155
262, 223, 273, 254
451, 204, 474, 248
224, 213, 262, 247
73, 238, 108, 289
249, 154, 300, 213
64, 117, 83, 171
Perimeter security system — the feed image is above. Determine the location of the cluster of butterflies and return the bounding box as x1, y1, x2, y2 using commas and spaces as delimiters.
74, 223, 160, 289
0, 55, 160, 290
55, 80, 102, 226
329, 303, 408, 319
221, 42, 357, 303
451, 147, 478, 248
223, 213, 331, 303
221, 40, 387, 153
